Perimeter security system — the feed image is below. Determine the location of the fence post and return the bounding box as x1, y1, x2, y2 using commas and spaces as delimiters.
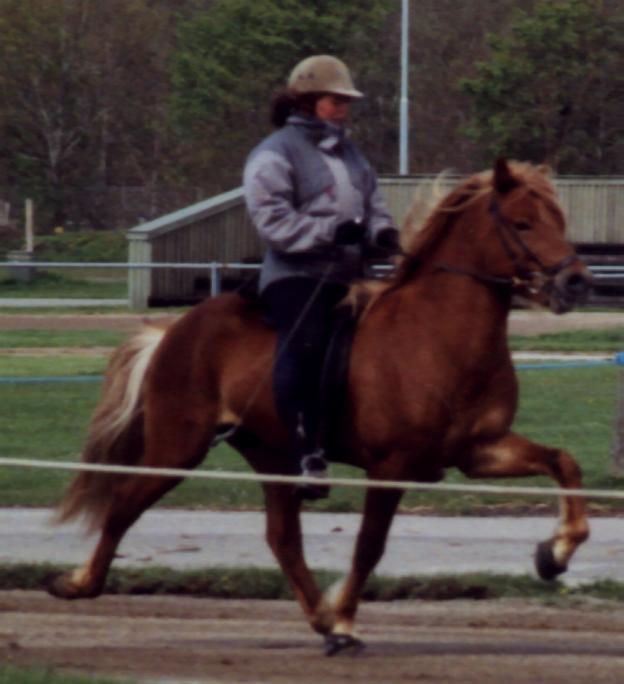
210, 262, 221, 297
612, 352, 624, 476
7, 198, 36, 283
24, 198, 34, 253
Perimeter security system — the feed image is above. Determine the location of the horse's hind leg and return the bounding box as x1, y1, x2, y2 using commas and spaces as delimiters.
461, 431, 589, 579
48, 472, 185, 599
49, 409, 215, 599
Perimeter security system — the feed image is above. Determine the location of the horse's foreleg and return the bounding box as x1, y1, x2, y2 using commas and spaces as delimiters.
323, 486, 403, 654
462, 431, 589, 579
262, 482, 329, 633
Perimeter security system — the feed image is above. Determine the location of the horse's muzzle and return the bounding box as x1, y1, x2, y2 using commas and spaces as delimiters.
549, 262, 593, 314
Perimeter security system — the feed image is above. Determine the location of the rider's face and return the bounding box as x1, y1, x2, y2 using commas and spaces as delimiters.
315, 94, 352, 124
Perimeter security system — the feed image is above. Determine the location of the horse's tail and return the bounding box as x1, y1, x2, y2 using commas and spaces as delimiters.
55, 324, 167, 531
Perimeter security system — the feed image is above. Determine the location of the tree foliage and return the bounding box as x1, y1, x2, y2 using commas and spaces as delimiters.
0, 0, 171, 224
460, 0, 624, 173
169, 0, 395, 186
0, 0, 621, 230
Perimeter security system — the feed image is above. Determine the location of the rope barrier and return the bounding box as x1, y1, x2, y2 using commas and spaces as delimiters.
1, 456, 624, 501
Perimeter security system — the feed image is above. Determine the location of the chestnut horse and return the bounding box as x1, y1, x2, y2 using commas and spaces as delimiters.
49, 159, 591, 655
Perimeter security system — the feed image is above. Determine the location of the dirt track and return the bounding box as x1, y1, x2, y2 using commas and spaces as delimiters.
2, 591, 624, 683
0, 310, 623, 335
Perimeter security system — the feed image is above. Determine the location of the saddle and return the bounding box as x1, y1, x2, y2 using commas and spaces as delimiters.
242, 279, 379, 458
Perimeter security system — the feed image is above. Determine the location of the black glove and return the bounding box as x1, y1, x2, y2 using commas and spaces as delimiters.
374, 228, 401, 255
334, 219, 366, 245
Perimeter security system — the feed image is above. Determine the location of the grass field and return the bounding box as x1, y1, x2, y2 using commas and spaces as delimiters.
0, 326, 622, 353
0, 346, 620, 512
0, 271, 127, 299
0, 665, 132, 684
0, 329, 126, 349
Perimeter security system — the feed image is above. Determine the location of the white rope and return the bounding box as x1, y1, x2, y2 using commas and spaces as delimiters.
1, 456, 624, 500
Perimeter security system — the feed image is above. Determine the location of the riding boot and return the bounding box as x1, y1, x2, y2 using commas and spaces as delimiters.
294, 414, 330, 501
298, 450, 330, 500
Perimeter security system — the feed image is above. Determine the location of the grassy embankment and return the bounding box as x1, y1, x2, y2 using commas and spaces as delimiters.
0, 230, 128, 301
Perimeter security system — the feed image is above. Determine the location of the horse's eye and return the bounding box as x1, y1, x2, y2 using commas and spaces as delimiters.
514, 220, 531, 231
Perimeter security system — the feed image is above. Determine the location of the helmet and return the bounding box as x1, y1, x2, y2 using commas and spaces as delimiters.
287, 55, 363, 99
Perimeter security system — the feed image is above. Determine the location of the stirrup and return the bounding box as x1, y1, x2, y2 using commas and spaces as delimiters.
297, 451, 330, 501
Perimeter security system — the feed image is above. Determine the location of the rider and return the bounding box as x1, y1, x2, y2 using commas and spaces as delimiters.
243, 55, 399, 499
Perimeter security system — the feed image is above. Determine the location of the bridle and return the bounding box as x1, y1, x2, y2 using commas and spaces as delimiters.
436, 195, 578, 294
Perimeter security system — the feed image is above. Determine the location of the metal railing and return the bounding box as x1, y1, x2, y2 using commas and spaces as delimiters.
2, 260, 622, 300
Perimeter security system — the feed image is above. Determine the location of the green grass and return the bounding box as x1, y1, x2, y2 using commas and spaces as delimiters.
1, 229, 128, 262
0, 665, 133, 684
1, 230, 127, 299
0, 356, 106, 377
3, 326, 617, 353
0, 271, 126, 299
509, 328, 624, 352
0, 354, 620, 511
3, 562, 624, 604
34, 231, 128, 263
0, 329, 125, 348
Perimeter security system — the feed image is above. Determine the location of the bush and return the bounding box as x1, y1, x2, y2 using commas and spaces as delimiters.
33, 231, 128, 262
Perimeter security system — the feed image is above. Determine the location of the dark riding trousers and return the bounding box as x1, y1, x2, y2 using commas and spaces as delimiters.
262, 277, 348, 461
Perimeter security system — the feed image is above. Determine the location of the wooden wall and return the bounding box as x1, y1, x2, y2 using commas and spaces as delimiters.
128, 176, 624, 308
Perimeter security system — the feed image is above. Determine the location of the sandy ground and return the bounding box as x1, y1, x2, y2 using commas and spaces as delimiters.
3, 592, 624, 683
0, 309, 623, 335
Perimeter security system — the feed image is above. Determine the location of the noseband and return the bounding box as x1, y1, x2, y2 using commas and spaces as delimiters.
489, 199, 577, 290
436, 197, 578, 294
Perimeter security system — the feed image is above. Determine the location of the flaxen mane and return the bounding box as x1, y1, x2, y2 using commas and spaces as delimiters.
391, 161, 558, 290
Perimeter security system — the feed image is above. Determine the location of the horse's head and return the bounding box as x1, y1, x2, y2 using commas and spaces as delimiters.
485, 158, 592, 314
395, 159, 592, 314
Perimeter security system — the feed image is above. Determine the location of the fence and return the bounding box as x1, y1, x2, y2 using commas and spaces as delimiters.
2, 259, 623, 307
126, 176, 624, 308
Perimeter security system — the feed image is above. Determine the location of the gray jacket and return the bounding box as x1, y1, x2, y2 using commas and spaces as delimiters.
243, 115, 396, 292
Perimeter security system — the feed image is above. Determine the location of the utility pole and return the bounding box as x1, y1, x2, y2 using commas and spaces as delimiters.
399, 0, 410, 175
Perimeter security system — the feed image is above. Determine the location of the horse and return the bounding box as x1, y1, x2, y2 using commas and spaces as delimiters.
48, 158, 592, 655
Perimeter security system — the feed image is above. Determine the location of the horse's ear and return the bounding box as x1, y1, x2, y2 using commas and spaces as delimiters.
493, 157, 518, 195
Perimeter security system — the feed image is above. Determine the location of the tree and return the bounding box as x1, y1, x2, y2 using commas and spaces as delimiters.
403, 0, 537, 173
168, 0, 396, 190
0, 0, 171, 227
460, 0, 624, 173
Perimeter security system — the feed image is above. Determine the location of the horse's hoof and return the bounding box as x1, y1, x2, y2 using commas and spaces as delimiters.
535, 540, 567, 581
324, 633, 365, 657
45, 572, 100, 600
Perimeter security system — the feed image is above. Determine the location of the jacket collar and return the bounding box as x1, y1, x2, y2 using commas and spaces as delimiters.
287, 114, 347, 151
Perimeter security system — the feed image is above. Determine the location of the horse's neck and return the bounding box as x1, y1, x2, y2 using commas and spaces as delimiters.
399, 249, 513, 357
